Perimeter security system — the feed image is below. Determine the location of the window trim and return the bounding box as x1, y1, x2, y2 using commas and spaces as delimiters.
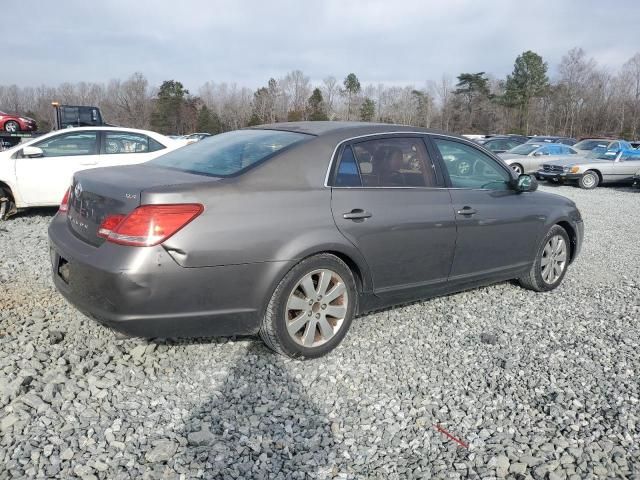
426, 134, 517, 191
100, 130, 155, 155
326, 132, 447, 189
31, 130, 99, 157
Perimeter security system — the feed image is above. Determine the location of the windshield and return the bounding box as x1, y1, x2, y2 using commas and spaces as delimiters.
149, 129, 311, 177
508, 144, 540, 155
594, 150, 619, 161
574, 140, 609, 150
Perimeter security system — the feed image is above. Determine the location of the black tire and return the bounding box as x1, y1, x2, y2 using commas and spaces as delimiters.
4, 120, 20, 133
578, 170, 599, 189
0, 188, 14, 220
518, 225, 570, 292
259, 253, 357, 359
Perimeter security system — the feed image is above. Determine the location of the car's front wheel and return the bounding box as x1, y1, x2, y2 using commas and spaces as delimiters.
510, 163, 524, 175
4, 120, 19, 133
259, 253, 356, 359
578, 170, 599, 189
518, 225, 570, 292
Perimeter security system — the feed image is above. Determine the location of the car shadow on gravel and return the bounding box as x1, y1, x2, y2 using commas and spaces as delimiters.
5, 207, 58, 220
163, 342, 341, 479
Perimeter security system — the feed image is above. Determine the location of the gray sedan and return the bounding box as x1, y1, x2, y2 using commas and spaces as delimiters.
499, 143, 579, 174
538, 148, 640, 189
48, 123, 584, 358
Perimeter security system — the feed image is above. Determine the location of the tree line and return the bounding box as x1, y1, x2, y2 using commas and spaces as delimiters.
1, 47, 639, 139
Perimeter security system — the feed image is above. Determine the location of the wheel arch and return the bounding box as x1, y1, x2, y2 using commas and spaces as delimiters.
0, 180, 14, 198
556, 220, 578, 263
586, 168, 603, 183
288, 244, 373, 295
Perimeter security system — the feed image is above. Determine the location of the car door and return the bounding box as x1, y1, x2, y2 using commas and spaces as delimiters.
526, 145, 551, 172
15, 130, 98, 205
100, 131, 167, 167
614, 151, 640, 182
330, 135, 457, 300
430, 136, 543, 281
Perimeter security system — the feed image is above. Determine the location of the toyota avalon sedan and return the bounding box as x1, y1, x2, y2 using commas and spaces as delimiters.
49, 122, 584, 359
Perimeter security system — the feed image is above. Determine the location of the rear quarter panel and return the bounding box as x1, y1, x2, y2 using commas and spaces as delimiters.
153, 136, 373, 290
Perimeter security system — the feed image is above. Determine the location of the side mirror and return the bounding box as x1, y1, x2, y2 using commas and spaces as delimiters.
533, 151, 543, 157
22, 146, 44, 158
515, 174, 538, 192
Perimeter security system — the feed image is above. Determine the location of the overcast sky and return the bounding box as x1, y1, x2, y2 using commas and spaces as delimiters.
4, 0, 640, 91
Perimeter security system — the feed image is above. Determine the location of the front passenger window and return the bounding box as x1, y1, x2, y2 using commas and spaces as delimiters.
433, 138, 510, 190
33, 131, 98, 157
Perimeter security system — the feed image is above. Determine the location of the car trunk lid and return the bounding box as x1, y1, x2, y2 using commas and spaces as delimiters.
67, 165, 217, 246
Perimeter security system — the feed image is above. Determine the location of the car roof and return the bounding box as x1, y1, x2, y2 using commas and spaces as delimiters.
248, 121, 460, 143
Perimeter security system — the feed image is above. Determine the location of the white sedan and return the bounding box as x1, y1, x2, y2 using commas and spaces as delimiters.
0, 127, 188, 218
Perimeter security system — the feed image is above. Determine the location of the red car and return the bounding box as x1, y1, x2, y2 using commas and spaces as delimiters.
0, 111, 37, 133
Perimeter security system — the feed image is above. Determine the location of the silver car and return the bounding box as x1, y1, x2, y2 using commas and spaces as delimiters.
537, 148, 640, 189
499, 143, 579, 175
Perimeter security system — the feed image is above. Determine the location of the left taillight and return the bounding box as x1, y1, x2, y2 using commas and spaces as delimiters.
104, 204, 203, 247
59, 188, 70, 213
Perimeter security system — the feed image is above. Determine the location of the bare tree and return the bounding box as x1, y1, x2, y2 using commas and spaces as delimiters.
322, 76, 339, 119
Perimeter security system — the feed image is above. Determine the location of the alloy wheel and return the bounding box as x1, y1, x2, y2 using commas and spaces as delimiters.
5, 121, 18, 133
285, 269, 348, 348
541, 235, 567, 284
511, 164, 523, 175
582, 173, 597, 188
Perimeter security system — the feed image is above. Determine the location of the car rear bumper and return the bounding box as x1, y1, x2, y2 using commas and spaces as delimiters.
48, 214, 293, 338
536, 171, 582, 181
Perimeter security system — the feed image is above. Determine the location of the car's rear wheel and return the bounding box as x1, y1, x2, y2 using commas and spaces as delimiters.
510, 163, 524, 175
259, 253, 356, 359
578, 170, 599, 189
518, 225, 570, 292
4, 121, 19, 133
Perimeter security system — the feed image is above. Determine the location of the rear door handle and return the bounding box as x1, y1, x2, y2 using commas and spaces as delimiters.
456, 207, 477, 216
343, 209, 372, 220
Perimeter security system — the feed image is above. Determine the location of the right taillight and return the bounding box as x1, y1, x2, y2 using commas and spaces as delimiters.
104, 204, 203, 246
59, 188, 70, 213
97, 214, 126, 238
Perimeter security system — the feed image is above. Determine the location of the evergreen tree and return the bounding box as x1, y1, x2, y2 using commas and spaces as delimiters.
453, 72, 491, 130
504, 51, 550, 133
343, 73, 361, 120
150, 80, 189, 134
196, 105, 223, 133
359, 97, 375, 121
307, 88, 328, 121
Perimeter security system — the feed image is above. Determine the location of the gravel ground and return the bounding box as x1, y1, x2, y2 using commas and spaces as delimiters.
1, 185, 639, 479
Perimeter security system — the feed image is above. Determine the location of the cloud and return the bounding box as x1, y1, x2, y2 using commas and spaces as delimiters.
3, 0, 639, 90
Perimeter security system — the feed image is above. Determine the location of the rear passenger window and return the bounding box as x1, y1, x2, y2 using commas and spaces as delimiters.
350, 137, 436, 187
102, 132, 155, 155
335, 146, 362, 187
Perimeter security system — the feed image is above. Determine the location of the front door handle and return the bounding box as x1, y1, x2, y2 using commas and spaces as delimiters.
80, 161, 98, 166
343, 209, 372, 220
457, 206, 477, 216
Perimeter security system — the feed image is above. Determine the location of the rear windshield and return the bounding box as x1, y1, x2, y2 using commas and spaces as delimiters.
149, 129, 311, 177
